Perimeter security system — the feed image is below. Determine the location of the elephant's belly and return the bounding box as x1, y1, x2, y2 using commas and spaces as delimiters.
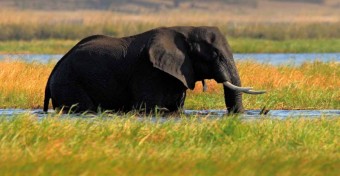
95, 92, 132, 111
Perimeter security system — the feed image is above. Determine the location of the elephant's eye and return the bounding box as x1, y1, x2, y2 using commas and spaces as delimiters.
194, 43, 200, 52
212, 51, 218, 58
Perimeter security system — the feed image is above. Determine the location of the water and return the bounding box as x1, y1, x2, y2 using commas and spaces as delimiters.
1, 109, 339, 120
234, 53, 340, 65
0, 54, 62, 64
1, 53, 339, 65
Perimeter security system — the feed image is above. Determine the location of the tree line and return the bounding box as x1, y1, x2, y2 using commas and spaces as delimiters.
5, 0, 261, 10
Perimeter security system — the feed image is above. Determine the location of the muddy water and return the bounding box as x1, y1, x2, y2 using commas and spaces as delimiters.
1, 109, 339, 120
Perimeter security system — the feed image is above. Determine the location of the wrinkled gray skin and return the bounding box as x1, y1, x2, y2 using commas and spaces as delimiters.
44, 26, 245, 114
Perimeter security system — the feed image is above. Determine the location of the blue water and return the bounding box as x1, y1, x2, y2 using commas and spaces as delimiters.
1, 109, 339, 120
234, 53, 340, 65
0, 54, 62, 63
1, 53, 339, 65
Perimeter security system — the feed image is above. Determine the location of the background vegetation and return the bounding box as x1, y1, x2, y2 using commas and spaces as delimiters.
0, 0, 339, 42
1, 38, 339, 54
0, 0, 330, 10
1, 0, 263, 10
0, 10, 339, 41
1, 18, 340, 41
0, 61, 338, 110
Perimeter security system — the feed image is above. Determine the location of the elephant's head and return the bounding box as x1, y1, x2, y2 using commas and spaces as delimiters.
148, 26, 265, 113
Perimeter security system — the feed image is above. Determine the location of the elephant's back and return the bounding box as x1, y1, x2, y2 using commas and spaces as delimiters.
48, 35, 111, 83
76, 36, 128, 59
49, 55, 75, 86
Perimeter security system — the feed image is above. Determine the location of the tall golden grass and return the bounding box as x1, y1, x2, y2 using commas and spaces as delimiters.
193, 61, 340, 93
0, 61, 52, 108
0, 9, 339, 40
1, 60, 339, 109
190, 61, 340, 110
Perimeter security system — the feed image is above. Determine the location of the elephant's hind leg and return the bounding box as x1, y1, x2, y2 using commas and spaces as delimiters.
51, 83, 96, 113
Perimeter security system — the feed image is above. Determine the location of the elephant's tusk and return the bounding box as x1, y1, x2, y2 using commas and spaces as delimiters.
223, 81, 253, 91
242, 89, 267, 94
223, 81, 266, 94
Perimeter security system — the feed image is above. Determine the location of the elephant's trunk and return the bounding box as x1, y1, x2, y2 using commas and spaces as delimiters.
223, 77, 245, 114
219, 55, 265, 113
215, 53, 245, 114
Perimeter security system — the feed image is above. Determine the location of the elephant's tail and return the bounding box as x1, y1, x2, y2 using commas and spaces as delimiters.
43, 81, 51, 113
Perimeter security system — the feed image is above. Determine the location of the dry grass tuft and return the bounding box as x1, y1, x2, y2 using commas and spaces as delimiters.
0, 61, 52, 108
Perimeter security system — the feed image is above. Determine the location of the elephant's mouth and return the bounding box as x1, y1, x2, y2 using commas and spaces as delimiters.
223, 81, 266, 94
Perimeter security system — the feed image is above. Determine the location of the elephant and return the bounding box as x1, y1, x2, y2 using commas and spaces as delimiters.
43, 26, 265, 114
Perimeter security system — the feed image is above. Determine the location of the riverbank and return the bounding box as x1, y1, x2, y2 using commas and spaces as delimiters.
1, 38, 340, 54
0, 60, 339, 110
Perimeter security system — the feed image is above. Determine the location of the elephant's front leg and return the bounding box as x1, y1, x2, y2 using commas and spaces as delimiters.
130, 68, 187, 113
132, 90, 186, 113
164, 91, 186, 112
131, 93, 162, 112
129, 77, 165, 112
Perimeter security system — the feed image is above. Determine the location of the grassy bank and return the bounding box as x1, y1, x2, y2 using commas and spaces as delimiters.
0, 40, 76, 54
2, 20, 340, 41
0, 61, 339, 110
1, 38, 340, 54
0, 114, 339, 175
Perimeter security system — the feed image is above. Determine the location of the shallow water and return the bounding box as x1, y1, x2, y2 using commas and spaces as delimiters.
1, 109, 339, 120
1, 53, 339, 65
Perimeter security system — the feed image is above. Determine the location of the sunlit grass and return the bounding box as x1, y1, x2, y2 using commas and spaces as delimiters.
0, 114, 338, 175
186, 61, 340, 110
0, 61, 52, 108
0, 60, 338, 110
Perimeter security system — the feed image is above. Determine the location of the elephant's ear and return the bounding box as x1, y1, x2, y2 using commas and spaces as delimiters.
148, 30, 195, 89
